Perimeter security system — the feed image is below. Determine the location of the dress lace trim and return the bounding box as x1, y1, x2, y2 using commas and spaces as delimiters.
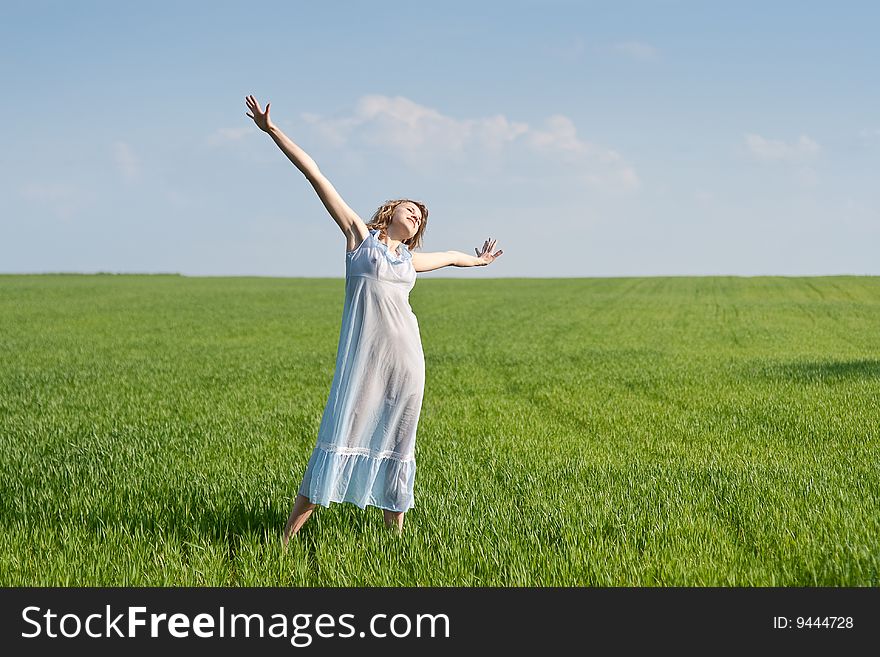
369, 229, 410, 262
315, 441, 414, 463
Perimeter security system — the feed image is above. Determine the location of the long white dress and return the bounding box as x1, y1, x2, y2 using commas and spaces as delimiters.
297, 228, 425, 512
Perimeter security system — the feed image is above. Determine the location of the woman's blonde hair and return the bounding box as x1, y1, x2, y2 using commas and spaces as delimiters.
367, 198, 429, 251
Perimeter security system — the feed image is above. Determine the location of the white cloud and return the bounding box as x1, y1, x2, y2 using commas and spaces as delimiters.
207, 126, 257, 145
609, 41, 659, 61
745, 133, 820, 162
526, 115, 584, 154
526, 114, 639, 189
300, 95, 638, 190
112, 141, 140, 182
300, 95, 528, 155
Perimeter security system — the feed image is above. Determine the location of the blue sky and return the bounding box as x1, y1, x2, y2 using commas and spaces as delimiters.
2, 0, 878, 277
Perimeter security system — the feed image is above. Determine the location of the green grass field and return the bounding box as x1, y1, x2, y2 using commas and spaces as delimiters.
1, 273, 878, 586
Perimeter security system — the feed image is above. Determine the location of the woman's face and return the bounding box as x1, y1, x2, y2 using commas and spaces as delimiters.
392, 202, 423, 237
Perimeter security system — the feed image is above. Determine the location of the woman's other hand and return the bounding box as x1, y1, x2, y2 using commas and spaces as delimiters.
475, 237, 503, 266
245, 94, 275, 133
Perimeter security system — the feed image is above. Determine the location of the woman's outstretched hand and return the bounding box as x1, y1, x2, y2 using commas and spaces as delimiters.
245, 94, 275, 133
475, 237, 503, 266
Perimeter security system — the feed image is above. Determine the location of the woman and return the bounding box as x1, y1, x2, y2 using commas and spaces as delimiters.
244, 95, 503, 543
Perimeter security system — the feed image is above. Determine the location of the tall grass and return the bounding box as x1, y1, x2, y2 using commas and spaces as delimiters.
1, 274, 878, 585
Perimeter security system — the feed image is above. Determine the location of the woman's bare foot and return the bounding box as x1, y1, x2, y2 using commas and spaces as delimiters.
383, 508, 404, 533
282, 494, 317, 548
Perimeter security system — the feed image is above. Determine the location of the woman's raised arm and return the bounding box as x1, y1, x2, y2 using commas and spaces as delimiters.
245, 94, 366, 238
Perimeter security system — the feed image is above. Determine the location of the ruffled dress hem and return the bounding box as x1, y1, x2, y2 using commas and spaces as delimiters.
297, 445, 416, 513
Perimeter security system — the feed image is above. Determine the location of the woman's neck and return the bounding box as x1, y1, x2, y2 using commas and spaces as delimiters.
379, 230, 404, 254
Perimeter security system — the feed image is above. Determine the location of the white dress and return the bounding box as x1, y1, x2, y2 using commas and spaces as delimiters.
297, 228, 425, 512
